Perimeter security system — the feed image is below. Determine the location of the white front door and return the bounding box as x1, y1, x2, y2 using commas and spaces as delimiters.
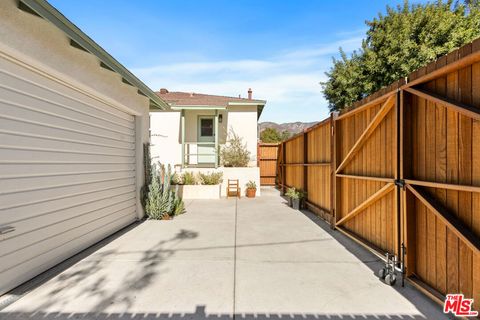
197, 116, 215, 164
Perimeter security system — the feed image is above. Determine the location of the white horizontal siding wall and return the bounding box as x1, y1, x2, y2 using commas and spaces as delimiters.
0, 53, 137, 295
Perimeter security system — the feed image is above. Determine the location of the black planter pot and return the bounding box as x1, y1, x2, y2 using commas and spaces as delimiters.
288, 197, 293, 207
292, 198, 300, 210
300, 198, 306, 209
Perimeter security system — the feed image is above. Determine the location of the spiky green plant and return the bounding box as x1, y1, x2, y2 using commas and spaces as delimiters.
173, 191, 185, 216
140, 143, 153, 209
145, 163, 185, 220
145, 163, 163, 219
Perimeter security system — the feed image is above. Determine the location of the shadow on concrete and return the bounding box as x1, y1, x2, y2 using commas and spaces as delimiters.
1, 221, 199, 313
0, 305, 436, 320
1, 218, 333, 315
299, 210, 449, 319
1, 194, 448, 320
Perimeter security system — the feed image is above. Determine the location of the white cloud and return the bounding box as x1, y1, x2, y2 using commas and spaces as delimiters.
131, 35, 363, 123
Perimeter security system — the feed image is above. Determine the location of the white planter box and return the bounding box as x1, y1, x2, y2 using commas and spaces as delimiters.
180, 167, 261, 197
220, 167, 261, 197
173, 184, 221, 199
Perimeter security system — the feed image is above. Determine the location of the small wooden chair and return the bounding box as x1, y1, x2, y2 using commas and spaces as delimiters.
226, 179, 241, 198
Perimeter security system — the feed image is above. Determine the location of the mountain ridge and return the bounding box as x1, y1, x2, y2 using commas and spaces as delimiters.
259, 121, 318, 135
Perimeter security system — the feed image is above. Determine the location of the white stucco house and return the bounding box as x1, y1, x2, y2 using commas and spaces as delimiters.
0, 0, 168, 296
150, 88, 266, 196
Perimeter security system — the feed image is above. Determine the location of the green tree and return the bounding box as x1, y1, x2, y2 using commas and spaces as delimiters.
260, 128, 281, 143
260, 128, 291, 143
322, 0, 480, 111
280, 130, 291, 141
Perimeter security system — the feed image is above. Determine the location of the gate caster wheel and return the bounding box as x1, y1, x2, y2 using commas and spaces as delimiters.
378, 268, 387, 279
384, 274, 396, 286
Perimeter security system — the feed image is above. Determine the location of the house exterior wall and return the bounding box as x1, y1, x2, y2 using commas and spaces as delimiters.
150, 106, 259, 168
184, 109, 228, 143
226, 105, 259, 166
0, 0, 151, 217
150, 111, 182, 168
0, 0, 152, 295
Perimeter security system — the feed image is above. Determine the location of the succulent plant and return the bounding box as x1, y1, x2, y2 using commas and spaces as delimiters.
145, 163, 185, 220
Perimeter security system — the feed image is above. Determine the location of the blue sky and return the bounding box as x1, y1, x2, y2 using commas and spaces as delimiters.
50, 0, 425, 123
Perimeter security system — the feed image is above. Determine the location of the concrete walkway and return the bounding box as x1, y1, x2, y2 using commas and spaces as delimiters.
0, 187, 447, 320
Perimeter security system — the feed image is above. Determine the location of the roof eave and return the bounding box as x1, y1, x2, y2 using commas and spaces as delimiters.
227, 101, 266, 119
170, 105, 227, 110
227, 101, 266, 106
20, 0, 169, 110
257, 105, 264, 120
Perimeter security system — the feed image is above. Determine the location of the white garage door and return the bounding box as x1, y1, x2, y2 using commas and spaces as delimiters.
0, 54, 137, 295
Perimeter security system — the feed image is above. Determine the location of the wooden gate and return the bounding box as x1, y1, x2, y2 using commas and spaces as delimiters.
400, 46, 480, 305
334, 92, 399, 257
258, 143, 280, 186
276, 39, 480, 310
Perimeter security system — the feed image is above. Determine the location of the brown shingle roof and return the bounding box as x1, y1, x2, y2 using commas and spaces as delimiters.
156, 89, 266, 107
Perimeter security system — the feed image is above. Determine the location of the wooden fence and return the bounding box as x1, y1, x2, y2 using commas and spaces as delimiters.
279, 118, 333, 221
278, 38, 480, 311
258, 143, 280, 186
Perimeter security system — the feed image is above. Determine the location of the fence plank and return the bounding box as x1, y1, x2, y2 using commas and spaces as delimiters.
471, 59, 480, 313
258, 143, 280, 186
336, 183, 394, 226
336, 95, 395, 174
407, 185, 480, 255
275, 39, 480, 307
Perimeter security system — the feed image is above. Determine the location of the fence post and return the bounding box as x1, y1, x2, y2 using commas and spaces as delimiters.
303, 131, 308, 196
282, 142, 286, 195
394, 89, 402, 258
330, 113, 338, 229
257, 142, 260, 168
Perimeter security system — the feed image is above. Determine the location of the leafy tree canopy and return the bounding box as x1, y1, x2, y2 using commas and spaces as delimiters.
260, 128, 291, 143
321, 0, 480, 111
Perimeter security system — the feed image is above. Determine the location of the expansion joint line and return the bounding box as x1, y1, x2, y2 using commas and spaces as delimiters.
233, 197, 238, 320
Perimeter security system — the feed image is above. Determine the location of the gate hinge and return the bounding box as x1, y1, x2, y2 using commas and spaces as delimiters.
394, 179, 405, 189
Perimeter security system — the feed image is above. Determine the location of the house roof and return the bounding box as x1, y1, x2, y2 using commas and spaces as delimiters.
157, 90, 266, 106
156, 89, 266, 118
19, 0, 169, 110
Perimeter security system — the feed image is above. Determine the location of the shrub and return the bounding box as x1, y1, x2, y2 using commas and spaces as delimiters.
246, 180, 257, 190
221, 131, 250, 167
298, 189, 307, 199
182, 171, 197, 185
171, 172, 183, 185
199, 171, 223, 185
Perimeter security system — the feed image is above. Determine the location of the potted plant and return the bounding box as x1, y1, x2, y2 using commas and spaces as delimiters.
246, 180, 257, 198
299, 189, 307, 209
285, 187, 297, 207
291, 190, 301, 210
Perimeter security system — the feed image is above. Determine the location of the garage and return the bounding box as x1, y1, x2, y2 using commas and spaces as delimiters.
0, 0, 167, 296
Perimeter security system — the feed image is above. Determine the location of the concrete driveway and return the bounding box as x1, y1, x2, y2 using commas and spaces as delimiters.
0, 187, 447, 320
